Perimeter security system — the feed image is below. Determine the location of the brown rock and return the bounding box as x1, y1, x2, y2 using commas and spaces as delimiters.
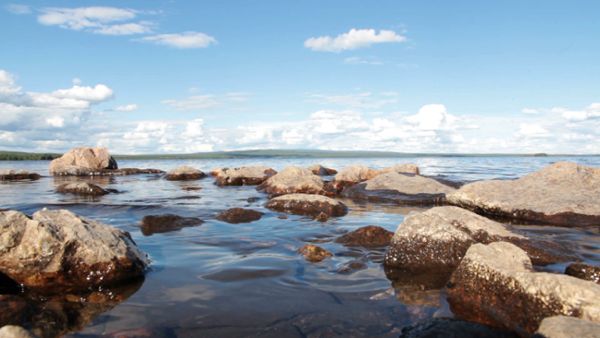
298, 244, 332, 262
56, 182, 109, 196
265, 193, 348, 218
307, 164, 337, 176
336, 225, 393, 247
565, 263, 600, 284
331, 164, 420, 192
0, 170, 40, 181
140, 214, 203, 235
164, 166, 206, 181
534, 316, 600, 338
216, 208, 263, 224
258, 166, 330, 196
49, 147, 117, 176
213, 166, 277, 186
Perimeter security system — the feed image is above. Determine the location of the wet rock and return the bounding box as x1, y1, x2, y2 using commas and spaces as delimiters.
56, 182, 110, 196
534, 316, 600, 338
266, 193, 348, 218
447, 242, 600, 335
258, 166, 330, 196
565, 262, 600, 284
0, 209, 148, 292
337, 260, 367, 274
0, 325, 36, 338
332, 164, 420, 191
216, 208, 263, 224
448, 162, 600, 226
165, 166, 206, 181
52, 168, 164, 176
307, 164, 337, 176
140, 214, 203, 235
315, 212, 329, 222
298, 244, 332, 262
335, 225, 393, 248
49, 147, 117, 176
213, 166, 277, 186
342, 172, 456, 205
0, 170, 40, 181
399, 318, 518, 338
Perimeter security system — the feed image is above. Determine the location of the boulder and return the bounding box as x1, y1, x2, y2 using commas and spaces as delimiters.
307, 164, 337, 176
140, 214, 203, 235
335, 225, 393, 248
0, 326, 36, 338
0, 209, 148, 291
447, 242, 600, 335
258, 166, 330, 196
298, 244, 332, 262
49, 147, 117, 176
331, 164, 420, 191
448, 162, 600, 226
379, 163, 420, 175
265, 193, 348, 218
399, 318, 518, 338
0, 170, 40, 181
342, 172, 456, 205
216, 208, 263, 224
534, 316, 600, 338
164, 166, 206, 181
565, 263, 600, 284
56, 182, 110, 196
213, 166, 277, 186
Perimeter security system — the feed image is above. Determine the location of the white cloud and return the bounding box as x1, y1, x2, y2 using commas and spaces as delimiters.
517, 123, 550, 138
557, 103, 600, 122
305, 28, 406, 52
115, 104, 139, 112
405, 104, 458, 130
308, 91, 398, 109
52, 84, 113, 102
5, 4, 31, 15
94, 22, 152, 35
141, 31, 217, 49
521, 108, 539, 114
46, 116, 65, 128
162, 91, 248, 111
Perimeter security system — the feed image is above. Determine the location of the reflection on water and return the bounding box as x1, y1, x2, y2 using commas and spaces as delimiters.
0, 156, 599, 337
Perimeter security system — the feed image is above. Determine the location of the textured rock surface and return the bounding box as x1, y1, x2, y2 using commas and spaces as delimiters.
0, 209, 148, 291
342, 172, 456, 205
335, 225, 393, 247
216, 208, 263, 224
0, 170, 40, 181
140, 214, 203, 235
332, 164, 420, 191
0, 325, 36, 338
266, 193, 348, 218
213, 166, 277, 186
56, 182, 110, 196
534, 316, 600, 338
49, 147, 117, 176
399, 318, 518, 338
447, 242, 600, 335
565, 263, 600, 284
307, 164, 337, 176
258, 166, 330, 196
164, 166, 206, 181
298, 244, 332, 262
379, 163, 420, 176
448, 162, 600, 226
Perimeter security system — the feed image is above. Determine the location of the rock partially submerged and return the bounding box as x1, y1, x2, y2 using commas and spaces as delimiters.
447, 242, 600, 335
342, 172, 456, 205
565, 263, 600, 284
0, 209, 148, 292
332, 164, 419, 191
399, 318, 518, 338
448, 162, 600, 226
49, 147, 117, 175
298, 244, 332, 262
216, 208, 263, 224
212, 166, 277, 186
165, 166, 206, 181
258, 166, 331, 196
265, 193, 348, 218
56, 182, 111, 196
140, 214, 203, 235
534, 316, 600, 338
335, 225, 393, 248
0, 170, 40, 181
307, 164, 337, 176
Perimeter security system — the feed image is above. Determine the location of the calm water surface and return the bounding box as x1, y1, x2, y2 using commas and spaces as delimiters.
1, 156, 599, 337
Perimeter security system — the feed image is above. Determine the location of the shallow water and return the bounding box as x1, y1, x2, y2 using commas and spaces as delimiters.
0, 156, 599, 337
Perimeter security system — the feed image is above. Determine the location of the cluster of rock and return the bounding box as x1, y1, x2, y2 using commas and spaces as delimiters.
211, 166, 277, 186
0, 170, 40, 181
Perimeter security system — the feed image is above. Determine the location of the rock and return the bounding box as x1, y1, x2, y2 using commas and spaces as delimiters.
447, 162, 600, 226
335, 225, 393, 248
258, 166, 330, 196
379, 163, 420, 176
0, 325, 36, 338
534, 316, 600, 338
565, 263, 600, 284
265, 193, 348, 218
384, 207, 574, 279
140, 214, 203, 235
0, 209, 148, 291
298, 244, 332, 262
0, 170, 40, 181
399, 318, 519, 338
49, 147, 117, 176
216, 208, 263, 224
446, 242, 600, 335
56, 182, 110, 196
342, 172, 456, 205
212, 166, 277, 186
307, 164, 337, 176
52, 168, 164, 176
315, 212, 329, 222
331, 164, 420, 192
164, 166, 206, 181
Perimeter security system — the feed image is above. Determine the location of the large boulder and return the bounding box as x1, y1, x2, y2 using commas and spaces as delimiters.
307, 164, 337, 176
49, 147, 117, 176
265, 193, 348, 218
342, 172, 456, 205
447, 242, 600, 335
534, 316, 600, 338
0, 170, 40, 181
56, 182, 110, 196
448, 162, 600, 226
258, 166, 331, 196
216, 208, 263, 224
164, 166, 206, 181
0, 209, 148, 291
332, 164, 419, 191
212, 166, 277, 186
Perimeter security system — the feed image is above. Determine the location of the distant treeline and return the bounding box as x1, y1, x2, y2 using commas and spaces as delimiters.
0, 151, 61, 161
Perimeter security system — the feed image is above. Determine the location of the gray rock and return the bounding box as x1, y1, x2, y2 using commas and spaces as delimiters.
165, 166, 206, 181
49, 147, 117, 176
212, 166, 277, 186
56, 182, 109, 196
258, 166, 331, 196
332, 164, 420, 191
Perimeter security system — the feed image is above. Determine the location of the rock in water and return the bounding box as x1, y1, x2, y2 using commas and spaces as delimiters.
534, 316, 600, 338
565, 262, 600, 284
448, 162, 600, 226
140, 214, 203, 235
49, 147, 117, 176
56, 182, 110, 196
446, 242, 600, 335
399, 318, 518, 338
216, 208, 263, 224
335, 225, 393, 247
165, 166, 206, 181
212, 166, 277, 186
332, 164, 419, 191
307, 164, 337, 176
341, 172, 456, 205
0, 170, 40, 181
0, 209, 148, 291
298, 244, 332, 262
258, 166, 330, 196
265, 193, 348, 218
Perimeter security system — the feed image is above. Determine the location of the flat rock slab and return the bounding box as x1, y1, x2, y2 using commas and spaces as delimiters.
56, 182, 110, 196
298, 244, 332, 262
49, 147, 118, 176
335, 225, 393, 248
265, 193, 348, 218
399, 318, 519, 338
212, 166, 277, 186
447, 242, 600, 335
0, 209, 148, 292
165, 166, 206, 181
448, 162, 600, 226
258, 166, 330, 196
216, 208, 263, 224
140, 214, 203, 235
565, 263, 600, 284
0, 170, 40, 181
534, 316, 600, 338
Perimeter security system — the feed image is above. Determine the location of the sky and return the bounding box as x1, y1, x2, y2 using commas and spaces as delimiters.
1, 0, 599, 154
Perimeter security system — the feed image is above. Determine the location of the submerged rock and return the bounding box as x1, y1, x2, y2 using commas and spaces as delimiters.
534, 316, 600, 338
0, 170, 40, 181
56, 182, 110, 196
216, 208, 263, 224
399, 318, 518, 338
331, 164, 419, 191
0, 209, 148, 292
298, 244, 332, 262
49, 147, 117, 176
258, 166, 330, 196
212, 166, 277, 186
448, 162, 600, 226
342, 172, 456, 205
165, 166, 206, 181
447, 242, 600, 335
307, 164, 338, 176
140, 214, 203, 235
565, 262, 600, 284
335, 225, 393, 248
265, 193, 348, 218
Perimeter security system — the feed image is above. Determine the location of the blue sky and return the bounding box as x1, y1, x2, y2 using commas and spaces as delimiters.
1, 1, 599, 153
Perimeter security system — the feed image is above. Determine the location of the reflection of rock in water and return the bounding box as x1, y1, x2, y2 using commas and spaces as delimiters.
384, 265, 448, 308
0, 277, 144, 338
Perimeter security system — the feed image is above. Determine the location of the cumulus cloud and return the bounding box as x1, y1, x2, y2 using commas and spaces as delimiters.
556, 103, 600, 122
305, 28, 406, 52
141, 31, 217, 49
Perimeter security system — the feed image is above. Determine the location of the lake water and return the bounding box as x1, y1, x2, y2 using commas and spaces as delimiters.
1, 156, 599, 337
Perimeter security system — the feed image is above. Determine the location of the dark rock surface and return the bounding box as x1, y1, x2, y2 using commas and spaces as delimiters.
216, 208, 263, 224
